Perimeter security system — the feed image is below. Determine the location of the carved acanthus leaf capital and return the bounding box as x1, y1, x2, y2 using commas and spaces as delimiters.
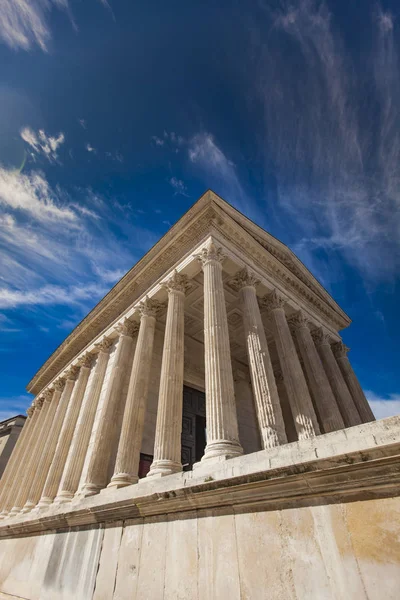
230, 267, 260, 291
94, 337, 113, 353
311, 327, 332, 347
194, 241, 226, 268
138, 296, 165, 318
115, 318, 139, 338
288, 310, 310, 331
35, 397, 44, 409
332, 341, 350, 358
163, 270, 191, 295
78, 352, 94, 368
260, 289, 287, 311
65, 365, 80, 381
27, 406, 34, 417
42, 388, 53, 403
54, 378, 66, 392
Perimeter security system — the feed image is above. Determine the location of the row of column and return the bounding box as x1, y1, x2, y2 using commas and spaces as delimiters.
0, 244, 374, 518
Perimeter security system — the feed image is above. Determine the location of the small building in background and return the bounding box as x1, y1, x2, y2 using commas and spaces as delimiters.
0, 416, 26, 478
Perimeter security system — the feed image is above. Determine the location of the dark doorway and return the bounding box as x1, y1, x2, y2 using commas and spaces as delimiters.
181, 386, 207, 470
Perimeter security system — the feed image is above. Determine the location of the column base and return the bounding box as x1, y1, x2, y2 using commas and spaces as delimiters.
36, 497, 54, 510
79, 483, 102, 498
0, 510, 9, 520
54, 491, 74, 504
21, 501, 36, 514
9, 507, 22, 517
147, 460, 182, 478
202, 440, 243, 461
107, 473, 139, 489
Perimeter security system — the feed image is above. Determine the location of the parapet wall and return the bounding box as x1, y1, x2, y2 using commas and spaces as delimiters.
0, 417, 399, 600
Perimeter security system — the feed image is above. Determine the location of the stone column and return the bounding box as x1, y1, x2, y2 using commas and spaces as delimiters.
232, 267, 287, 448
288, 311, 345, 433
38, 356, 92, 507
196, 243, 243, 461
312, 329, 362, 427
22, 379, 66, 512
0, 404, 35, 517
81, 320, 138, 496
55, 339, 113, 502
332, 342, 375, 423
261, 290, 320, 439
109, 298, 162, 487
9, 389, 54, 515
148, 272, 189, 477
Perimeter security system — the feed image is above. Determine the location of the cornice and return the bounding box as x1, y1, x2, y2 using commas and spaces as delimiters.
27, 190, 351, 395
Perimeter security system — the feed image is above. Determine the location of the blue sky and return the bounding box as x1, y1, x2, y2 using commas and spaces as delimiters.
0, 0, 399, 420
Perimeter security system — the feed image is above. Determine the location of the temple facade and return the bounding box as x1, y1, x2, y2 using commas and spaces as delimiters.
0, 190, 398, 600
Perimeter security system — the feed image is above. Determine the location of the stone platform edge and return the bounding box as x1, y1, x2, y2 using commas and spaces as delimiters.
1, 416, 399, 539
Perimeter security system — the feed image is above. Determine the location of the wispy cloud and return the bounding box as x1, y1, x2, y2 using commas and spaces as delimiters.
0, 282, 108, 309
85, 143, 96, 154
169, 177, 188, 196
365, 390, 400, 419
78, 118, 87, 129
252, 0, 400, 281
20, 127, 65, 162
0, 395, 32, 420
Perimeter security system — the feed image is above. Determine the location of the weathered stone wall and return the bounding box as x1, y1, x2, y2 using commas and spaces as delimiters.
0, 496, 399, 600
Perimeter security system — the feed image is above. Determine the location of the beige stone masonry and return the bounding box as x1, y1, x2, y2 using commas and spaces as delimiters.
110, 297, 163, 487
233, 267, 287, 448
38, 358, 91, 507
148, 272, 189, 477
0, 406, 33, 514
332, 342, 375, 423
9, 391, 53, 515
22, 379, 66, 512
196, 243, 243, 461
81, 321, 137, 495
313, 329, 362, 427
289, 311, 345, 433
56, 339, 113, 503
261, 290, 320, 439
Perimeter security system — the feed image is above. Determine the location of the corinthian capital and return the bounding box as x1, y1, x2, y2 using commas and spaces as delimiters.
54, 378, 66, 392
260, 289, 287, 311
35, 397, 44, 410
94, 337, 113, 353
230, 267, 260, 291
332, 341, 349, 358
116, 318, 139, 338
27, 406, 34, 417
311, 327, 332, 347
288, 310, 310, 331
195, 241, 225, 267
78, 352, 94, 368
42, 388, 53, 403
138, 296, 165, 318
163, 270, 191, 294
65, 365, 80, 381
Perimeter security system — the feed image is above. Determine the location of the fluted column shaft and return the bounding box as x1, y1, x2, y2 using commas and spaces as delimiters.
10, 391, 53, 515
0, 406, 35, 517
233, 268, 287, 448
262, 290, 320, 439
313, 329, 362, 427
56, 341, 113, 502
38, 358, 92, 506
23, 381, 66, 512
81, 321, 137, 496
289, 312, 345, 433
110, 298, 161, 487
332, 342, 375, 423
148, 272, 189, 476
197, 244, 243, 460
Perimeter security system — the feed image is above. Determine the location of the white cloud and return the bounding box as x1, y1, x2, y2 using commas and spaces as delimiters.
151, 136, 164, 146
86, 143, 96, 153
365, 390, 400, 420
0, 282, 108, 309
78, 118, 87, 129
21, 127, 65, 162
169, 177, 188, 196
253, 0, 400, 281
0, 167, 76, 222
